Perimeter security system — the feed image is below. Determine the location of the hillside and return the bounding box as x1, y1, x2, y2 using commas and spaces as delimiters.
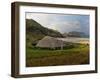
63, 31, 89, 38
26, 19, 63, 48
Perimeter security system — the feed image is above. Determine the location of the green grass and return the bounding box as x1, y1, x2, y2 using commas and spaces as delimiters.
26, 43, 89, 67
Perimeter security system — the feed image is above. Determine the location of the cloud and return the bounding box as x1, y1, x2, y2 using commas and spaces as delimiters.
26, 13, 54, 28
26, 13, 89, 34
52, 21, 81, 33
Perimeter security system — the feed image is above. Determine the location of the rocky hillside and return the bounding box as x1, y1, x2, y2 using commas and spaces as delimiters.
26, 19, 63, 48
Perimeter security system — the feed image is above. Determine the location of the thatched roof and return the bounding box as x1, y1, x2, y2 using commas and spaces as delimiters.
36, 36, 66, 48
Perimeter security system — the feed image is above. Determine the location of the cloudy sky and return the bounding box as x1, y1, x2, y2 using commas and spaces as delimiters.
26, 12, 89, 35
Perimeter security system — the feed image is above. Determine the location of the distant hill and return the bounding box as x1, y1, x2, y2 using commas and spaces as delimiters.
63, 33, 68, 37
26, 19, 63, 48
63, 31, 89, 38
26, 19, 63, 37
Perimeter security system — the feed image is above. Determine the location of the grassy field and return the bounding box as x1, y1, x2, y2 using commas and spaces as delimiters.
26, 43, 89, 67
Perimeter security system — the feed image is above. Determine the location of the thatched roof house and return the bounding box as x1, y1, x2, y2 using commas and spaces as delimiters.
36, 36, 66, 49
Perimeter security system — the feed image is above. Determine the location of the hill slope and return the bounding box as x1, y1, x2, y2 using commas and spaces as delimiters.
63, 31, 89, 38
26, 19, 63, 48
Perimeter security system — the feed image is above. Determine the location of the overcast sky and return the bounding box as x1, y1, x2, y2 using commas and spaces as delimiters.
26, 12, 89, 35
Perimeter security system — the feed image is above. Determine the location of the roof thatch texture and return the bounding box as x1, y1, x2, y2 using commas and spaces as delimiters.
36, 36, 66, 49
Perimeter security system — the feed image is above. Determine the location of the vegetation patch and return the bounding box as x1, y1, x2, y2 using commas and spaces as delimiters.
26, 43, 89, 67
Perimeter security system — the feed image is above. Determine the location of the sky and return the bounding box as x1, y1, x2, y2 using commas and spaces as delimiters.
26, 12, 89, 35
